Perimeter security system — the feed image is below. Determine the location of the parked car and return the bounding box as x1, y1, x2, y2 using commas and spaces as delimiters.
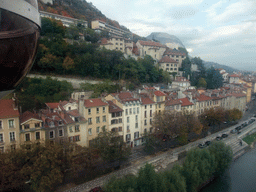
230, 129, 237, 134
205, 141, 211, 146
237, 130, 241, 134
222, 133, 228, 138
216, 136, 222, 141
198, 143, 206, 148
235, 126, 242, 131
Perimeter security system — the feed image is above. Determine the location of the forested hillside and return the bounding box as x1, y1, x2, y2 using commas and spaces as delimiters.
32, 18, 171, 85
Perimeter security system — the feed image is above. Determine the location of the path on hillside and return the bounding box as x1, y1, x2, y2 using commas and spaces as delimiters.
27, 74, 104, 89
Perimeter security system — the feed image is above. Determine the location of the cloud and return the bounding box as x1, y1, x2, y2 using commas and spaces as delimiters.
205, 0, 256, 25
165, 6, 198, 20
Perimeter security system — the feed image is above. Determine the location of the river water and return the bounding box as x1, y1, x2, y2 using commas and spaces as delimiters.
200, 147, 256, 192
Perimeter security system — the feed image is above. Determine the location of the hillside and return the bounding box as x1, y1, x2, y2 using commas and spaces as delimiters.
203, 61, 239, 73
38, 0, 130, 31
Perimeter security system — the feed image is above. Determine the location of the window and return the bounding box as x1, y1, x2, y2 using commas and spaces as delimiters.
150, 110, 152, 117
9, 120, 14, 128
135, 122, 138, 128
129, 108, 132, 115
0, 133, 3, 142
49, 131, 54, 139
96, 117, 100, 123
126, 109, 128, 115
133, 108, 135, 114
75, 125, 80, 132
0, 121, 2, 129
88, 118, 92, 125
11, 145, 15, 151
134, 132, 139, 139
144, 120, 147, 125
166, 68, 169, 71
88, 109, 91, 115
35, 123, 40, 128
119, 118, 122, 123
126, 134, 131, 141
159, 104, 161, 108
88, 128, 92, 135
118, 127, 122, 132
127, 117, 130, 123
96, 108, 99, 114
144, 111, 147, 118
74, 135, 80, 142
166, 64, 169, 67
103, 116, 106, 122
96, 127, 100, 133
10, 132, 15, 141
36, 132, 40, 140
136, 115, 138, 122
25, 133, 30, 141
150, 105, 152, 108
59, 129, 63, 137
24, 124, 30, 129
127, 125, 130, 132
103, 107, 106, 113
69, 126, 73, 133
150, 119, 152, 125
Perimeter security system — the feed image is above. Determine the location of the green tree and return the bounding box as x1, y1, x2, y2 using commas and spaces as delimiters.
92, 129, 131, 162
197, 77, 207, 88
206, 67, 223, 89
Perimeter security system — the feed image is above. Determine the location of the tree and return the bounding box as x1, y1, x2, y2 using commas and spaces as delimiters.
181, 57, 191, 78
92, 129, 131, 162
206, 67, 223, 89
197, 77, 207, 88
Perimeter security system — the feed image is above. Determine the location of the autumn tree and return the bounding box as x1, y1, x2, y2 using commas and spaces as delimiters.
92, 129, 131, 162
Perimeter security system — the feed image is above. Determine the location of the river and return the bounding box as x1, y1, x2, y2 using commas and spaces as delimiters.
200, 147, 256, 192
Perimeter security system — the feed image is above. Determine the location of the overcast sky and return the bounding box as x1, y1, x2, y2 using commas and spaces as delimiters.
90, 0, 256, 71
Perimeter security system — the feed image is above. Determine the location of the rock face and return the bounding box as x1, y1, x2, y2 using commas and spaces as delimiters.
146, 32, 185, 49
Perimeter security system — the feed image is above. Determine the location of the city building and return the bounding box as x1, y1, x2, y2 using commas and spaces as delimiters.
163, 48, 186, 68
0, 99, 20, 153
158, 56, 179, 73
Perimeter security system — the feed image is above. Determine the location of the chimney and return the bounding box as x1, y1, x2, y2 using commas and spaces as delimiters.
12, 94, 18, 110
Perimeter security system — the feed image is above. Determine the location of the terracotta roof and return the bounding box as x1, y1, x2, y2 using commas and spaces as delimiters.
158, 56, 178, 63
46, 103, 59, 109
100, 38, 112, 45
232, 93, 246, 98
196, 94, 212, 102
20, 111, 41, 124
165, 99, 182, 106
0, 99, 19, 119
108, 100, 123, 113
154, 90, 166, 96
174, 77, 189, 82
141, 97, 155, 105
229, 74, 240, 77
178, 97, 194, 106
84, 98, 108, 108
164, 48, 186, 56
67, 109, 80, 117
138, 40, 166, 48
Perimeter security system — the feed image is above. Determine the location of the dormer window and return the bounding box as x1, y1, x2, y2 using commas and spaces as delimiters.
49, 121, 54, 127
24, 124, 30, 129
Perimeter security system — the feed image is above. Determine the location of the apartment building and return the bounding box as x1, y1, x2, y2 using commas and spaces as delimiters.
229, 74, 240, 84
141, 97, 155, 135
91, 20, 132, 38
105, 92, 142, 147
136, 40, 166, 61
108, 100, 124, 138
0, 99, 20, 153
20, 111, 45, 145
163, 48, 186, 68
152, 91, 166, 115
194, 94, 216, 115
40, 11, 88, 28
158, 56, 179, 73
178, 97, 194, 114
79, 98, 109, 146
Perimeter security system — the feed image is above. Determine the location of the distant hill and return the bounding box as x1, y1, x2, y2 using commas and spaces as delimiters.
146, 32, 185, 48
203, 61, 239, 73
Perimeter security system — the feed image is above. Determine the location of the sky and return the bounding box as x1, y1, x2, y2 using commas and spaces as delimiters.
89, 0, 256, 71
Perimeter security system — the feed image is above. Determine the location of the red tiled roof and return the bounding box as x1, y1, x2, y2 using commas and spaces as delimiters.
84, 98, 108, 108
141, 97, 155, 105
232, 93, 246, 98
164, 48, 186, 56
178, 97, 194, 106
0, 99, 19, 119
108, 100, 123, 113
20, 111, 41, 124
138, 40, 166, 48
174, 77, 189, 82
46, 103, 59, 109
229, 74, 240, 77
154, 91, 166, 96
165, 99, 182, 106
196, 94, 212, 102
158, 56, 178, 63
